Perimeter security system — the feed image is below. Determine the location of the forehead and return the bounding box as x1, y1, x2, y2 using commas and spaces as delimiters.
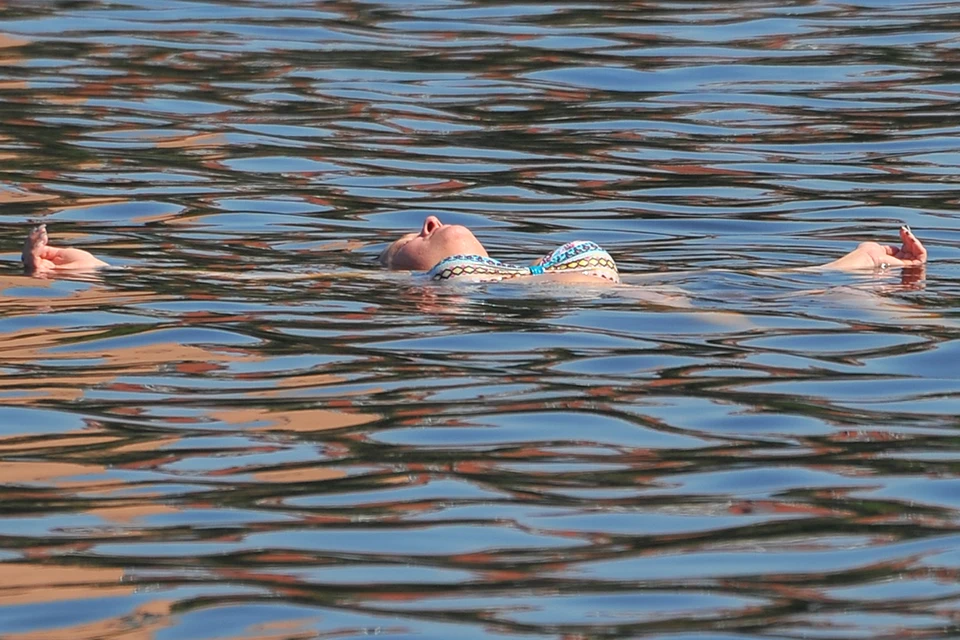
379, 232, 417, 265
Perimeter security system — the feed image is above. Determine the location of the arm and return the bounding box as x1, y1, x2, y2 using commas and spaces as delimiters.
22, 224, 108, 276
818, 225, 926, 271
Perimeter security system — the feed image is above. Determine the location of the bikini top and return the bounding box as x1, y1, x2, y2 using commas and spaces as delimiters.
425, 240, 619, 283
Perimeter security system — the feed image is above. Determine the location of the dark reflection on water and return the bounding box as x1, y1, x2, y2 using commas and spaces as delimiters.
1, 0, 960, 638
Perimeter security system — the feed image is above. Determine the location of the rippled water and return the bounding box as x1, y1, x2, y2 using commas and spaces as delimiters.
1, 1, 959, 638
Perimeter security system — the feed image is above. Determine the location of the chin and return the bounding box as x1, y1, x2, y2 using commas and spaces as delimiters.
436, 225, 485, 255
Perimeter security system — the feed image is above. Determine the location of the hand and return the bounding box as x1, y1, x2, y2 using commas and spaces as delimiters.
820, 226, 927, 271
22, 224, 108, 275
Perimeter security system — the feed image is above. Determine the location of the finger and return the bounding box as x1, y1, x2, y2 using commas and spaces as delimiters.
22, 224, 49, 273
36, 259, 57, 272
898, 225, 927, 262
38, 246, 63, 261
22, 224, 48, 257
25, 257, 57, 275
30, 224, 47, 248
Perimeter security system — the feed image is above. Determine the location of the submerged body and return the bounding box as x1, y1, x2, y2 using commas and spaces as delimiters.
381, 216, 927, 281
21, 215, 927, 282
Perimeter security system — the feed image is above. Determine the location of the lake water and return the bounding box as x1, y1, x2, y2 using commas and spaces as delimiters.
1, 1, 959, 638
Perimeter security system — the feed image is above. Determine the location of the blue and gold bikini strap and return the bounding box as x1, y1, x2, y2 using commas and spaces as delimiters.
428, 254, 529, 281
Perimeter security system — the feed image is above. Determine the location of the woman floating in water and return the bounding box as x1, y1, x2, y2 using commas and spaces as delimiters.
22, 215, 927, 281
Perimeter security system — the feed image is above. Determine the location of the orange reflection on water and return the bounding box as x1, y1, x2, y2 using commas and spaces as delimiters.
214, 405, 380, 433
0, 460, 110, 486
0, 563, 130, 608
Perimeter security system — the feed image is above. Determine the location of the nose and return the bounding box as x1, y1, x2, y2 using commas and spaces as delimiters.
420, 215, 443, 236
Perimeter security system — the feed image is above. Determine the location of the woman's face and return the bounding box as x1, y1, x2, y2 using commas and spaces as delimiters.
379, 216, 488, 270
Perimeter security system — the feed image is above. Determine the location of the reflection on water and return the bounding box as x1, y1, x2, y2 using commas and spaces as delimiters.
1, 0, 959, 638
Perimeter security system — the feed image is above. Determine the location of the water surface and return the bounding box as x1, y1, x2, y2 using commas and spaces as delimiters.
1, 1, 959, 639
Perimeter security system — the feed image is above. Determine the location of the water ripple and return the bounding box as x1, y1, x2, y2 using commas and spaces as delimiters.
0, 0, 959, 639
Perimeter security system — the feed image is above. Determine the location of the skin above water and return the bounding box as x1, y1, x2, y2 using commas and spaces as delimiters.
2, 1, 959, 639
22, 218, 928, 280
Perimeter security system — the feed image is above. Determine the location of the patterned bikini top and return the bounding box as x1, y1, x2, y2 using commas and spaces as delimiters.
426, 240, 619, 283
